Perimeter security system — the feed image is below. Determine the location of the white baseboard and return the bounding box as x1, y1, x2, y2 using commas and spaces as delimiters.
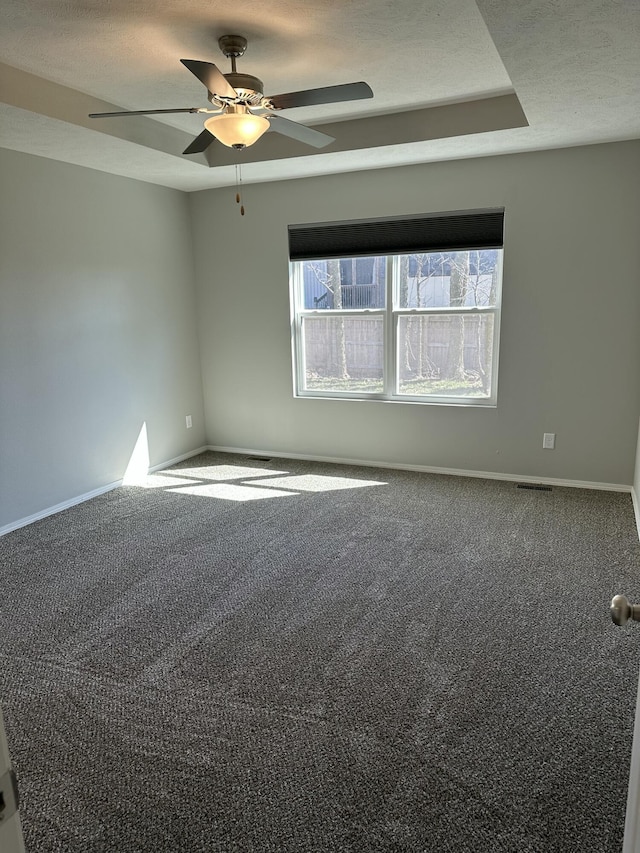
2, 444, 632, 539
148, 446, 209, 474
206, 444, 631, 494
0, 479, 123, 538
632, 487, 640, 542
0, 446, 209, 538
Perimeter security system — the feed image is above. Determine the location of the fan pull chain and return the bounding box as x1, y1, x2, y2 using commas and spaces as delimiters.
235, 164, 245, 216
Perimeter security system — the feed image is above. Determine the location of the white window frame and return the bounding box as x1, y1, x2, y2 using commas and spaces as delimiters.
290, 249, 502, 407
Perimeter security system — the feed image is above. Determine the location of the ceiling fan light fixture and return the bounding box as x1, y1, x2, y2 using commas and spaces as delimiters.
89, 36, 372, 156
204, 105, 269, 149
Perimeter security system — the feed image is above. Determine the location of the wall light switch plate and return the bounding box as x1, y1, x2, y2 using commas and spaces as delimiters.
543, 432, 555, 449
185, 415, 192, 429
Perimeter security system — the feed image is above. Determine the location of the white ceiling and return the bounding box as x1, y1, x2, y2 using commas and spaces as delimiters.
1, 0, 638, 191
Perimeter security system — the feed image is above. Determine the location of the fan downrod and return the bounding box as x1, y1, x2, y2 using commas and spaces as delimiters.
217, 34, 263, 98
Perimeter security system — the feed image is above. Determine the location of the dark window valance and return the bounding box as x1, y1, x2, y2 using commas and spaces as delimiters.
288, 208, 504, 261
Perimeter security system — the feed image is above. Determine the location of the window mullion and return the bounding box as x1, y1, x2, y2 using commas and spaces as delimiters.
382, 256, 394, 398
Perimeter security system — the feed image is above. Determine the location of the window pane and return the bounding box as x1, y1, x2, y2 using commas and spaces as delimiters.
302, 316, 384, 393
397, 314, 495, 398
297, 258, 386, 310
396, 249, 500, 309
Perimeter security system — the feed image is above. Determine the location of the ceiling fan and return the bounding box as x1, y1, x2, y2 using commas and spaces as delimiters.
89, 35, 374, 156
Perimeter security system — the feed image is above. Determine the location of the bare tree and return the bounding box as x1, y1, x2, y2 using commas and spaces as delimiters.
464, 250, 497, 393
479, 257, 499, 392
445, 252, 469, 381
402, 253, 449, 381
326, 258, 348, 379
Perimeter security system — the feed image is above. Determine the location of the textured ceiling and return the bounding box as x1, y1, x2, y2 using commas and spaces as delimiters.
0, 0, 638, 190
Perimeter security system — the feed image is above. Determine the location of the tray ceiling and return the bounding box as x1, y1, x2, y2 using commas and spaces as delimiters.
0, 0, 638, 190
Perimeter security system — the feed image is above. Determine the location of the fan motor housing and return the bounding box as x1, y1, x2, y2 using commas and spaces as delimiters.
224, 72, 264, 101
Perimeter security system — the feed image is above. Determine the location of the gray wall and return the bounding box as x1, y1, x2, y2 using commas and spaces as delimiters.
0, 149, 205, 529
634, 420, 640, 505
2, 140, 639, 534
190, 141, 640, 486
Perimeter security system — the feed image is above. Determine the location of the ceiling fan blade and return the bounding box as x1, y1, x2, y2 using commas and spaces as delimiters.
268, 81, 373, 111
180, 59, 237, 99
183, 129, 215, 155
267, 115, 335, 149
89, 107, 202, 118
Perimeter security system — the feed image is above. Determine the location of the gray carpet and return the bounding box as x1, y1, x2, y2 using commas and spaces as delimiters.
1, 451, 639, 852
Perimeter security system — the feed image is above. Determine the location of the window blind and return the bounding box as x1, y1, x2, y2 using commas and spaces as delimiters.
288, 208, 504, 261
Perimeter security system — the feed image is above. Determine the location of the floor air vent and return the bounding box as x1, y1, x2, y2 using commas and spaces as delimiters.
516, 483, 553, 492
247, 456, 272, 462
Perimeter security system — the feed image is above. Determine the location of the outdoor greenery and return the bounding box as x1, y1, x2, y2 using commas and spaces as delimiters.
305, 375, 488, 397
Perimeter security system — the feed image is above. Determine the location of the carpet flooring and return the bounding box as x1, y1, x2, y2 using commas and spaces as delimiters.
1, 451, 640, 852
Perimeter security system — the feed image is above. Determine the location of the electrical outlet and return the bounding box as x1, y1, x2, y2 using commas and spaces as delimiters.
543, 432, 555, 449
185, 415, 192, 429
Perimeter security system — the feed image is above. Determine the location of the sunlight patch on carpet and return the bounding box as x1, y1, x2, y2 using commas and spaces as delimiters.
243, 474, 385, 492
167, 465, 289, 481
132, 474, 204, 489
166, 483, 299, 501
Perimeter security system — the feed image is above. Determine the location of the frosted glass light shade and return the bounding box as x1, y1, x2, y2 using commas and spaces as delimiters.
204, 110, 270, 149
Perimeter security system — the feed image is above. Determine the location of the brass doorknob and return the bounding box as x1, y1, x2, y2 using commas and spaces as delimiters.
610, 594, 640, 626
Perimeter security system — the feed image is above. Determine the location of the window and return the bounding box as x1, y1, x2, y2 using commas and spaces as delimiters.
289, 209, 504, 405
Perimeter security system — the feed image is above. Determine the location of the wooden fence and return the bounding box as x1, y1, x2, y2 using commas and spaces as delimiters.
304, 315, 494, 380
